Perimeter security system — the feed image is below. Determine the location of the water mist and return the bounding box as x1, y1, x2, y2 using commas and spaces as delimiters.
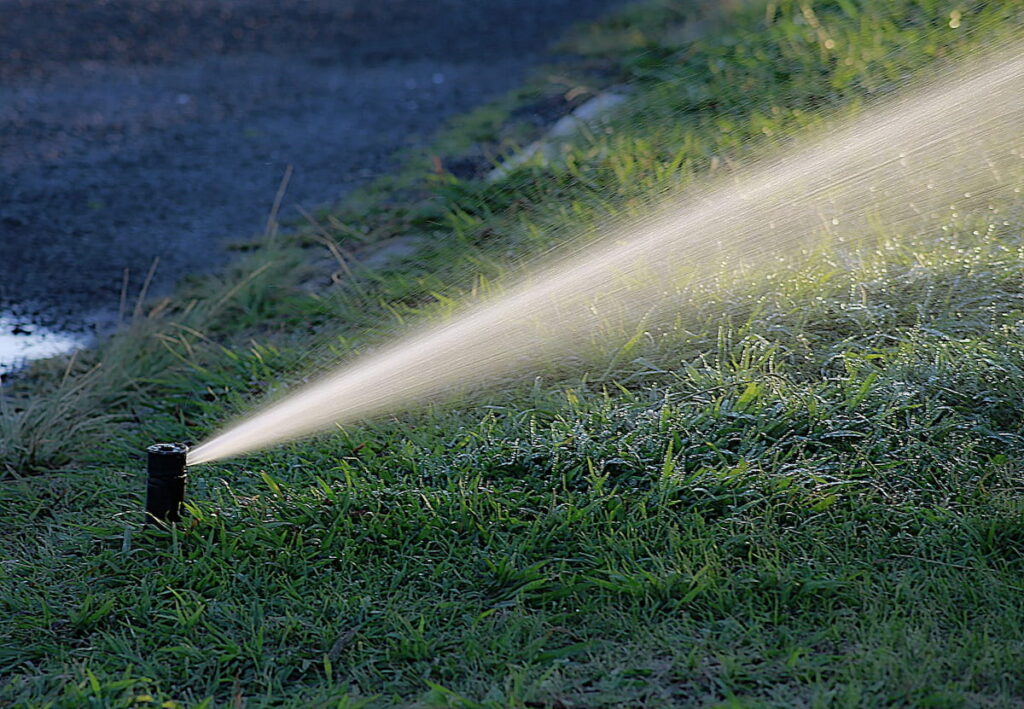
189, 46, 1024, 466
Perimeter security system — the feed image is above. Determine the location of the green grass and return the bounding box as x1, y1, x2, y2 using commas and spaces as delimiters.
4, 0, 1024, 706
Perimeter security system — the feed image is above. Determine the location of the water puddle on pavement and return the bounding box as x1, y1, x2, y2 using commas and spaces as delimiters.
0, 311, 83, 376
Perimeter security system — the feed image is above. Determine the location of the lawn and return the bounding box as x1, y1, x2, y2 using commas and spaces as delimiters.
3, 0, 1024, 706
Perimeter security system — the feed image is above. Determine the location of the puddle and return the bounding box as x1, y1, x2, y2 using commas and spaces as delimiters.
0, 312, 84, 376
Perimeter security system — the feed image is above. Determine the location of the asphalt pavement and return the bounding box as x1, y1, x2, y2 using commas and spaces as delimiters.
0, 0, 626, 362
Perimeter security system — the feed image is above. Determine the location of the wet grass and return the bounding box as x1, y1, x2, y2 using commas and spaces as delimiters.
3, 0, 1024, 706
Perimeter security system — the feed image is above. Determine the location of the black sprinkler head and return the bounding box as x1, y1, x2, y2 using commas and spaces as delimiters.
145, 442, 189, 526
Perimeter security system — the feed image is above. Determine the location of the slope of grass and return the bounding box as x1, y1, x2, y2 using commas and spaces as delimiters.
3, 0, 1024, 706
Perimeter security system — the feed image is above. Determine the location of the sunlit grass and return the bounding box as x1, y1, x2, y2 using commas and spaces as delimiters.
3, 0, 1024, 706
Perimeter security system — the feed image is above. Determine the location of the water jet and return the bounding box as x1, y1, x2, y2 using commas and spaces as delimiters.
187, 46, 1024, 467
145, 442, 189, 526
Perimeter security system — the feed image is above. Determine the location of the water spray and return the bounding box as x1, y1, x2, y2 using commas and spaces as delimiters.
145, 442, 188, 526
187, 45, 1024, 467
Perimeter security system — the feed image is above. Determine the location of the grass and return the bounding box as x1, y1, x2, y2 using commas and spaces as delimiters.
4, 0, 1024, 705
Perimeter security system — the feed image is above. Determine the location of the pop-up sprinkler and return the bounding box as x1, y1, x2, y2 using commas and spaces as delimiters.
145, 442, 188, 526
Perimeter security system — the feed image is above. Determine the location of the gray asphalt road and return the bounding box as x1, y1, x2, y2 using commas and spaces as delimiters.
0, 0, 625, 340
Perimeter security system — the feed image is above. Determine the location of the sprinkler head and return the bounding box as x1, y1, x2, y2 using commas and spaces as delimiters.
145, 442, 188, 527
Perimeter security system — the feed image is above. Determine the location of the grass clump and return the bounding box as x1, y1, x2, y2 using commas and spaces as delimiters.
4, 0, 1024, 706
